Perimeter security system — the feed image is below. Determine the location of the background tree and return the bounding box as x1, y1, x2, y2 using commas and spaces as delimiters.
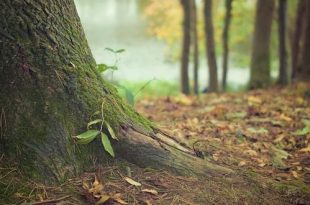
278, 0, 289, 85
296, 0, 310, 81
249, 0, 275, 89
204, 0, 218, 92
0, 0, 230, 182
291, 0, 306, 80
191, 0, 199, 94
222, 0, 233, 91
180, 0, 191, 94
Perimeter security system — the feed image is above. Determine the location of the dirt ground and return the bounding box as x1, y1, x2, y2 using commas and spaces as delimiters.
1, 83, 309, 204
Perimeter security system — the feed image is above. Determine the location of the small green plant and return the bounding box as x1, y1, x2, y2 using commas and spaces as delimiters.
72, 101, 117, 157
96, 48, 125, 73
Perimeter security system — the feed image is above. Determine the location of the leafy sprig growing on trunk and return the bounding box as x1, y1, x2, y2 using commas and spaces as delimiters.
72, 101, 118, 157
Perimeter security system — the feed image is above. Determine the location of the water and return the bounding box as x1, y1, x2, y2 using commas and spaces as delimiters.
74, 0, 256, 89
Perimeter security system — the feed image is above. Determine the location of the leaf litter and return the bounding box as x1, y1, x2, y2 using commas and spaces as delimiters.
1, 83, 310, 204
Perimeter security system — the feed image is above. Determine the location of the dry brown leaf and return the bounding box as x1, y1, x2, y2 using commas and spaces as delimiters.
279, 114, 292, 122
292, 171, 299, 179
124, 177, 141, 186
110, 193, 128, 204
299, 145, 310, 153
238, 161, 246, 166
244, 149, 257, 156
145, 200, 153, 205
142, 189, 159, 195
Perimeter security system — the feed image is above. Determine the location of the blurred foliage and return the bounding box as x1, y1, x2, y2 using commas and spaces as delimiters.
139, 0, 298, 69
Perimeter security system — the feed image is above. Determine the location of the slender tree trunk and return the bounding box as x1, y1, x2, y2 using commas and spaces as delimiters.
191, 0, 199, 95
249, 0, 275, 89
222, 0, 233, 91
0, 0, 231, 183
278, 0, 289, 85
191, 0, 199, 94
180, 0, 191, 94
204, 0, 218, 92
297, 1, 310, 81
291, 0, 306, 80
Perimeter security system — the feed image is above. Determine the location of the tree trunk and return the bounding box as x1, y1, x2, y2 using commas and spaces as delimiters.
204, 0, 218, 92
291, 0, 306, 80
180, 0, 191, 95
278, 0, 289, 85
222, 0, 233, 91
0, 0, 231, 183
191, 0, 199, 95
249, 0, 275, 89
297, 1, 310, 81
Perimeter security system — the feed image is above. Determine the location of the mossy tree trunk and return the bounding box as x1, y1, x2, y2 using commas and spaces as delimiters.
249, 0, 275, 89
0, 0, 231, 183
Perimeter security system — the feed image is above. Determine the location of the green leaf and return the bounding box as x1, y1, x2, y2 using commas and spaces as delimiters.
116, 49, 125, 53
247, 127, 269, 134
87, 119, 102, 129
97, 64, 108, 73
107, 65, 118, 70
105, 47, 115, 53
293, 126, 310, 136
105, 122, 118, 140
101, 132, 115, 157
73, 130, 100, 144
115, 84, 135, 105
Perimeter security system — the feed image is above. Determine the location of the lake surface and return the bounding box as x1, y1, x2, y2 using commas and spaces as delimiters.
74, 0, 261, 89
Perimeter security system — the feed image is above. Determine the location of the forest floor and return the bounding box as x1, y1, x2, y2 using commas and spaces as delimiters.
1, 83, 310, 205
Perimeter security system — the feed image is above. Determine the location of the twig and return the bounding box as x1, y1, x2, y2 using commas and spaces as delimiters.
31, 195, 71, 205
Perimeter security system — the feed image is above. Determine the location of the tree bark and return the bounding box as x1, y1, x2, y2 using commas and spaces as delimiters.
0, 0, 231, 183
278, 0, 289, 85
297, 1, 310, 81
249, 0, 275, 89
222, 0, 233, 91
191, 0, 199, 95
291, 0, 306, 80
204, 0, 218, 92
180, 0, 191, 95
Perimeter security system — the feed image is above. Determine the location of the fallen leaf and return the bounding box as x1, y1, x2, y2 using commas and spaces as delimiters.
145, 200, 153, 205
272, 146, 290, 169
95, 195, 111, 205
247, 96, 262, 105
299, 145, 310, 153
142, 189, 158, 195
244, 149, 257, 156
124, 177, 141, 186
238, 161, 246, 166
292, 126, 310, 136
292, 171, 299, 179
279, 114, 292, 122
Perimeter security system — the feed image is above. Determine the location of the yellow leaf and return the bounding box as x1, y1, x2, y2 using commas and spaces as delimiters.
145, 200, 153, 205
142, 189, 158, 195
124, 177, 141, 186
279, 114, 292, 122
299, 145, 310, 153
95, 195, 110, 205
247, 96, 262, 105
82, 181, 90, 190
111, 193, 128, 204
238, 161, 246, 166
292, 171, 299, 179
